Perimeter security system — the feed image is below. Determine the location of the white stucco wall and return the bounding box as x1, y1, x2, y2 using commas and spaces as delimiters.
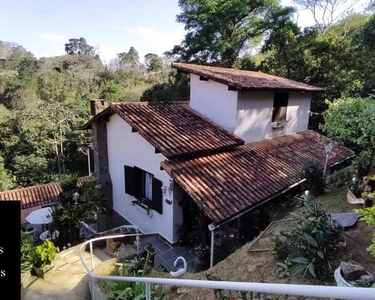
106, 114, 181, 243
189, 74, 238, 131
234, 91, 312, 143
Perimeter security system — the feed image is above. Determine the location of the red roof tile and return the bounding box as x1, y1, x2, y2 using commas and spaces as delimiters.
88, 102, 244, 159
161, 131, 354, 224
172, 62, 322, 92
0, 176, 91, 210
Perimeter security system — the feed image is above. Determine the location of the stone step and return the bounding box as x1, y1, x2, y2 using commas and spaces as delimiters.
93, 247, 112, 262
24, 277, 87, 300
46, 270, 90, 299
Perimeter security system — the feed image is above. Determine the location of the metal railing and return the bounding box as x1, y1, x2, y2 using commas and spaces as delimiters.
78, 233, 375, 300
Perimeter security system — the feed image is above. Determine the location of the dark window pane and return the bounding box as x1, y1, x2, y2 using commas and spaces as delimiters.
152, 177, 163, 214
272, 92, 289, 122
124, 165, 135, 196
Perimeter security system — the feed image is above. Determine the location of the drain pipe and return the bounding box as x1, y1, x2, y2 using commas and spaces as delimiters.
208, 223, 216, 268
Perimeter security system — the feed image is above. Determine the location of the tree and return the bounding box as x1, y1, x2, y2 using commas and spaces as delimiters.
167, 0, 294, 67
64, 37, 95, 56
144, 53, 164, 73
293, 0, 356, 33
0, 41, 18, 59
321, 97, 375, 167
0, 155, 13, 191
361, 15, 375, 50
141, 72, 190, 102
99, 80, 125, 101
117, 47, 140, 69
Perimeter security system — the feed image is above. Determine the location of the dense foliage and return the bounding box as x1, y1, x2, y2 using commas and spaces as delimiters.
273, 195, 344, 278
322, 97, 375, 168
21, 230, 34, 272
0, 42, 185, 190
167, 0, 294, 67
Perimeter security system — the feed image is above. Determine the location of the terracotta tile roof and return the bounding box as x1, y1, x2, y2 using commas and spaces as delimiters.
161, 131, 354, 224
172, 62, 322, 92
89, 102, 244, 159
0, 176, 91, 210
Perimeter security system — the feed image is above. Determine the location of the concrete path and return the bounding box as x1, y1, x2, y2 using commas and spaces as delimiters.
22, 245, 110, 300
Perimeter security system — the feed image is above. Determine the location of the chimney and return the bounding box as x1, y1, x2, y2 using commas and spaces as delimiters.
90, 99, 110, 116
89, 99, 113, 225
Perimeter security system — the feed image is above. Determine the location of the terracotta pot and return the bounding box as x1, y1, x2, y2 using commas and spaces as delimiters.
32, 263, 54, 279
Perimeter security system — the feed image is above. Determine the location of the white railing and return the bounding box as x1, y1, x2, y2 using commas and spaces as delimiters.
78, 233, 375, 300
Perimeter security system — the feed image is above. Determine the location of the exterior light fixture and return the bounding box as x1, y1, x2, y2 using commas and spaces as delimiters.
73, 192, 80, 206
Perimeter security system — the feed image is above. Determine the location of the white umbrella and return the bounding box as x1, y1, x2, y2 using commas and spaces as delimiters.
26, 207, 53, 224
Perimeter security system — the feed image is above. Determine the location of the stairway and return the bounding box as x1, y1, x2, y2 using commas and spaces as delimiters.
22, 245, 111, 300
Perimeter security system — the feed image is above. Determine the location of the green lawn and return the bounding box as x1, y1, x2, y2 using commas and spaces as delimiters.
312, 186, 362, 214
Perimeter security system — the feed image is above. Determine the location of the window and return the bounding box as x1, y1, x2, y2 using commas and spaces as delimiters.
124, 165, 163, 214
272, 92, 289, 123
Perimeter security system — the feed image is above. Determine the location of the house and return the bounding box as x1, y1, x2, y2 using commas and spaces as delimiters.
0, 176, 90, 223
85, 63, 353, 248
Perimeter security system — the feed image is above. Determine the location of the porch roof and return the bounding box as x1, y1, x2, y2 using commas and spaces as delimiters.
161, 130, 354, 224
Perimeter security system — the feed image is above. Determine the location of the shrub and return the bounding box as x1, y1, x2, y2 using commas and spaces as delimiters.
21, 231, 34, 272
300, 162, 325, 196
59, 174, 78, 192
355, 205, 375, 258
102, 263, 169, 300
272, 195, 344, 278
31, 240, 58, 268
326, 166, 355, 190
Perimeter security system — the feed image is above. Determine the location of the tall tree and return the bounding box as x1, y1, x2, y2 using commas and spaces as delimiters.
293, 0, 356, 33
167, 0, 294, 67
117, 47, 140, 69
144, 53, 164, 73
64, 37, 95, 56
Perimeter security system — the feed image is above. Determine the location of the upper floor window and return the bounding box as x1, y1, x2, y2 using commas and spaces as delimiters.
124, 165, 163, 214
272, 92, 289, 123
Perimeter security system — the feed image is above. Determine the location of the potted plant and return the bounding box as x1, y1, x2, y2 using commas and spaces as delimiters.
334, 262, 374, 287
31, 240, 58, 278
194, 244, 210, 272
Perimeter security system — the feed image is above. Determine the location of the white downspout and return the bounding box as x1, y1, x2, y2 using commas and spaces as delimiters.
87, 148, 92, 176
208, 223, 215, 268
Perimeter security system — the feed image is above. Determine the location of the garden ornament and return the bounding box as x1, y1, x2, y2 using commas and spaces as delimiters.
170, 256, 187, 277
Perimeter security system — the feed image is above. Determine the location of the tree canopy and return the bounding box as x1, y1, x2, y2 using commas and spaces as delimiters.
167, 0, 294, 67
0, 41, 182, 190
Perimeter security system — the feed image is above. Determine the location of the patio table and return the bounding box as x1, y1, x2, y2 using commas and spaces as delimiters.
39, 230, 59, 241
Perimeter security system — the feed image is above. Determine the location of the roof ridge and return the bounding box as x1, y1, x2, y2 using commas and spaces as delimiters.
172, 62, 322, 92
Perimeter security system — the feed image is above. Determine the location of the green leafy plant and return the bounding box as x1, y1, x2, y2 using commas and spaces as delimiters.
59, 174, 78, 192
326, 166, 355, 190
102, 263, 169, 300
355, 205, 375, 258
276, 258, 293, 279
272, 196, 344, 278
31, 240, 58, 269
300, 162, 325, 196
21, 230, 34, 272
